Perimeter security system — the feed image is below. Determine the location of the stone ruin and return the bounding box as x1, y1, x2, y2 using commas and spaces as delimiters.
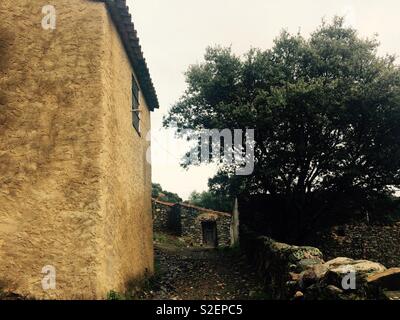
152, 199, 235, 248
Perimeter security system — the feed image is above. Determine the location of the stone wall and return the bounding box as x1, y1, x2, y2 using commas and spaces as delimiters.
241, 226, 400, 300
152, 199, 232, 248
180, 204, 231, 247
306, 223, 400, 268
152, 200, 174, 233
0, 0, 153, 299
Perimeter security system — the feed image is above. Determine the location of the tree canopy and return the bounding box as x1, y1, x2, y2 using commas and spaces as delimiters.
164, 18, 400, 240
187, 190, 233, 213
152, 183, 182, 204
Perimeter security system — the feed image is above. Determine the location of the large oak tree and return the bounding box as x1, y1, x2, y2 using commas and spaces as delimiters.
164, 18, 400, 240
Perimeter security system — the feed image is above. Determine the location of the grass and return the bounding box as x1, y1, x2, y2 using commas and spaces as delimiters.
154, 232, 187, 248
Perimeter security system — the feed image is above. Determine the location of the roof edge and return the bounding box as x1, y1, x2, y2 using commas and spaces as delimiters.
152, 198, 232, 217
92, 0, 159, 111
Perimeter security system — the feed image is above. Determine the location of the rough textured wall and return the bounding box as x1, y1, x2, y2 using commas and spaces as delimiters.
0, 0, 153, 299
306, 223, 400, 268
0, 0, 106, 299
98, 9, 154, 295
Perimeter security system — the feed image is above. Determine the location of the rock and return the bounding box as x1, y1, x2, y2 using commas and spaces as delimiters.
286, 280, 299, 289
382, 290, 400, 300
299, 269, 318, 289
325, 285, 343, 295
293, 291, 304, 300
322, 285, 345, 300
289, 264, 298, 272
296, 258, 324, 272
299, 264, 329, 289
323, 259, 386, 290
289, 272, 301, 282
324, 257, 354, 268
331, 260, 385, 276
288, 246, 324, 263
367, 268, 400, 291
303, 283, 327, 300
249, 290, 257, 297
312, 264, 329, 279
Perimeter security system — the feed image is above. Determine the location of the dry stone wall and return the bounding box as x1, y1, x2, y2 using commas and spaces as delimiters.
152, 200, 174, 233
241, 226, 400, 300
306, 223, 400, 268
152, 200, 232, 248
179, 204, 231, 247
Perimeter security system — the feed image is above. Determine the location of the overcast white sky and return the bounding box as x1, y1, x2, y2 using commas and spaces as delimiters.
128, 0, 400, 200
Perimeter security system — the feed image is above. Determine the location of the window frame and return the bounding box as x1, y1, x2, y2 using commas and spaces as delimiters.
131, 75, 141, 135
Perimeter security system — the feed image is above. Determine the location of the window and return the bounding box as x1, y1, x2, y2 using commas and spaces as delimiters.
132, 76, 140, 135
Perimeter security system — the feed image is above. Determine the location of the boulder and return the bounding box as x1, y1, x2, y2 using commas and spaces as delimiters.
296, 258, 324, 272
312, 264, 330, 279
323, 258, 386, 290
324, 257, 354, 268
330, 260, 385, 276
299, 264, 329, 289
299, 269, 319, 289
367, 268, 400, 291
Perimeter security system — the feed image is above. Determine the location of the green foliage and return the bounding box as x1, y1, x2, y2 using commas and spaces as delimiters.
188, 190, 233, 212
152, 183, 182, 204
151, 183, 163, 198
164, 17, 400, 238
153, 232, 186, 248
107, 290, 126, 300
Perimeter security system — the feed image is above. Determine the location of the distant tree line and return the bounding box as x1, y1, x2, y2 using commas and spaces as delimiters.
152, 183, 182, 204
187, 190, 233, 213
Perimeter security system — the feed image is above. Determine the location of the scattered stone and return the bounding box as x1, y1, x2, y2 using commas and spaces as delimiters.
140, 242, 265, 300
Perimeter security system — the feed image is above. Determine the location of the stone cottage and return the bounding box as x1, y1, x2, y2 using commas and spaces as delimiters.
0, 0, 158, 299
152, 199, 233, 248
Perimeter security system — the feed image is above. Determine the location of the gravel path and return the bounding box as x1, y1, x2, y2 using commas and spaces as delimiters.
141, 238, 266, 300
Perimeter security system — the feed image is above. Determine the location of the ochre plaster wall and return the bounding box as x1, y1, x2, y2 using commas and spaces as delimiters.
97, 5, 154, 296
0, 0, 153, 299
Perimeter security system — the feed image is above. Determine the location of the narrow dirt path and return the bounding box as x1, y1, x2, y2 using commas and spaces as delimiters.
141, 235, 266, 300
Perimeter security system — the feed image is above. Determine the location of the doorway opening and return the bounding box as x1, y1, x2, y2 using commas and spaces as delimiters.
201, 221, 218, 248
